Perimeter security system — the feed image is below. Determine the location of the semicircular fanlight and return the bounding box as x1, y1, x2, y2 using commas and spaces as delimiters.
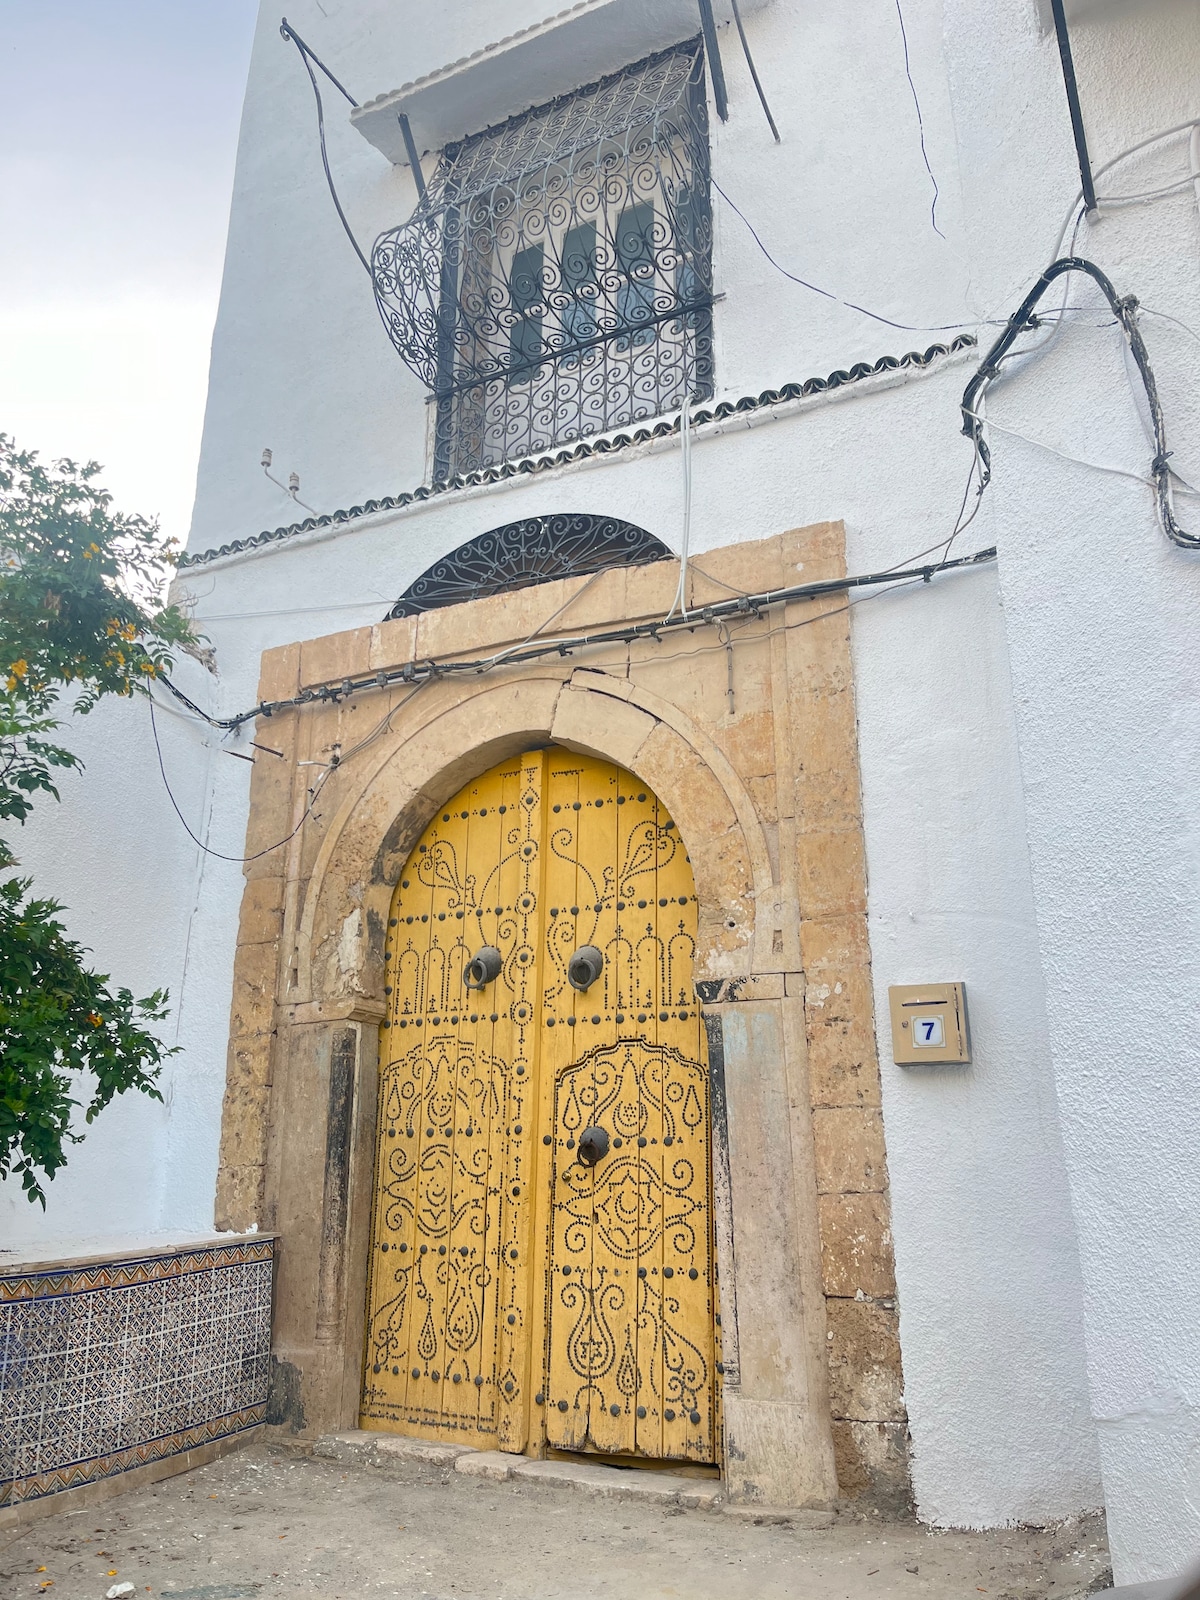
386, 513, 671, 619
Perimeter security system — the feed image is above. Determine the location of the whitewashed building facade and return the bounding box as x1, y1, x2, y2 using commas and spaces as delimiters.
4, 1, 1200, 1586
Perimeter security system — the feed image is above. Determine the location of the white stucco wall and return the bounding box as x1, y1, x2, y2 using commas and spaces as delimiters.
11, 0, 1200, 1573
0, 653, 220, 1249
944, 0, 1200, 1579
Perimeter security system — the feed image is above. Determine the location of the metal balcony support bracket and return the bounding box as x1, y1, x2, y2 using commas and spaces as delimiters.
731, 0, 779, 142
1049, 0, 1097, 212
397, 113, 428, 202
696, 0, 729, 121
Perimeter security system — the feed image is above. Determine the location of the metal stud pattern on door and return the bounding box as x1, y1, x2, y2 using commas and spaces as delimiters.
361, 750, 717, 1463
361, 753, 543, 1452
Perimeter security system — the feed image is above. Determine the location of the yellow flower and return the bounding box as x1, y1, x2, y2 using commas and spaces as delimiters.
87, 1011, 103, 1028
8, 659, 26, 678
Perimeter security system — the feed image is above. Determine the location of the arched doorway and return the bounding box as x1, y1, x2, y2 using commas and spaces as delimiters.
359, 746, 718, 1465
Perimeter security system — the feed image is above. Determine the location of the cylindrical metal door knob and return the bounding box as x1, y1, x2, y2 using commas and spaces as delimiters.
577, 1125, 610, 1165
464, 946, 502, 990
568, 945, 604, 991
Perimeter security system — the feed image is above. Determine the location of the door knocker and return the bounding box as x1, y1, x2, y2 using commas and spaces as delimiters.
464, 946, 502, 990
568, 946, 603, 991
577, 1125, 610, 1166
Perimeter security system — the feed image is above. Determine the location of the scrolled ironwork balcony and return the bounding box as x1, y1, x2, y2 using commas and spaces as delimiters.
371, 41, 715, 483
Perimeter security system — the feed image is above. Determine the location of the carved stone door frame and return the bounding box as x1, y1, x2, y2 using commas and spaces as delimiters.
216, 523, 907, 1510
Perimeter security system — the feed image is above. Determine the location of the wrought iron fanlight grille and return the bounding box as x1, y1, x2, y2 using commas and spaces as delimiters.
372, 41, 714, 482
386, 513, 671, 619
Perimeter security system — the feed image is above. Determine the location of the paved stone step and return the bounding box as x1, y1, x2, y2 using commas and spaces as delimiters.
456, 1451, 722, 1509
317, 1432, 837, 1519
314, 1429, 471, 1468
315, 1433, 725, 1508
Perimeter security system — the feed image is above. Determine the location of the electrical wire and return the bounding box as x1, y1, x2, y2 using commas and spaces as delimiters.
477, 566, 609, 671
1140, 305, 1200, 350
961, 256, 1200, 550
965, 407, 1170, 492
975, 117, 1200, 374
1051, 119, 1200, 261
279, 16, 357, 106
158, 544, 997, 739
935, 444, 988, 568
152, 550, 995, 863
713, 179, 980, 333
280, 19, 371, 276
893, 0, 944, 239
1096, 175, 1200, 205
148, 692, 336, 863
164, 569, 610, 747
304, 682, 426, 775
262, 456, 317, 514
685, 561, 749, 599
193, 598, 391, 624
667, 392, 694, 620
1116, 325, 1200, 497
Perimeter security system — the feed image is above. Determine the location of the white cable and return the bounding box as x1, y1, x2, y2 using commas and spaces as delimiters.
667, 393, 693, 621
478, 566, 608, 671
261, 450, 317, 514
979, 120, 1200, 393
1140, 305, 1200, 349
193, 598, 391, 624
978, 117, 1200, 343
965, 406, 1200, 497
1053, 118, 1200, 259
1096, 176, 1199, 205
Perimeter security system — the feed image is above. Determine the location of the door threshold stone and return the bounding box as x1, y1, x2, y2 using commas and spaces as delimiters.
456, 1452, 723, 1508
318, 1432, 748, 1511
318, 1437, 719, 1507
314, 1430, 473, 1468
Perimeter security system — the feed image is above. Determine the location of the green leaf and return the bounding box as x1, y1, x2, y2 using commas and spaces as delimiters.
0, 434, 193, 1202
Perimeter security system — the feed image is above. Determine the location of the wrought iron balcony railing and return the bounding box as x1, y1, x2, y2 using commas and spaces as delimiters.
371, 41, 715, 482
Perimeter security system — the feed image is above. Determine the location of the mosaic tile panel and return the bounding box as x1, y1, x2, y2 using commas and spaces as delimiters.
0, 1240, 274, 1506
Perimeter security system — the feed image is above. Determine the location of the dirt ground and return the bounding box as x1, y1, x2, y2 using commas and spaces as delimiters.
0, 1442, 1113, 1600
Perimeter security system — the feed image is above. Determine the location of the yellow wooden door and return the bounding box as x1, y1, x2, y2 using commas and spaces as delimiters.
361, 751, 545, 1451
535, 753, 717, 1462
362, 748, 716, 1463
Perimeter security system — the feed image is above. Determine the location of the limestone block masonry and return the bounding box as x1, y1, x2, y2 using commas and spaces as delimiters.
215, 522, 907, 1508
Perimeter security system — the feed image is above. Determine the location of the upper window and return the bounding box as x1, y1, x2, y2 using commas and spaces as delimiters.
372, 42, 714, 482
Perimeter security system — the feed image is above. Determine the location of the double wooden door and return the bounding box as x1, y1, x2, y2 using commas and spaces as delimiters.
360, 748, 718, 1463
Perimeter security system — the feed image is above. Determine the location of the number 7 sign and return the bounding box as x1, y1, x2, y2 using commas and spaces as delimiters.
887, 984, 970, 1064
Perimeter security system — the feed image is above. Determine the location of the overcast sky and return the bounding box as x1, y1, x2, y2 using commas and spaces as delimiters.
0, 1, 257, 544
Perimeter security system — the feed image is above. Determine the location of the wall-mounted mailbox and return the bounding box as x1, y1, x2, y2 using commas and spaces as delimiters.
888, 983, 970, 1065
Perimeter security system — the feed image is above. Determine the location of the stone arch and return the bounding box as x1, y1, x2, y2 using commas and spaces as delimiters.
296, 672, 770, 1011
